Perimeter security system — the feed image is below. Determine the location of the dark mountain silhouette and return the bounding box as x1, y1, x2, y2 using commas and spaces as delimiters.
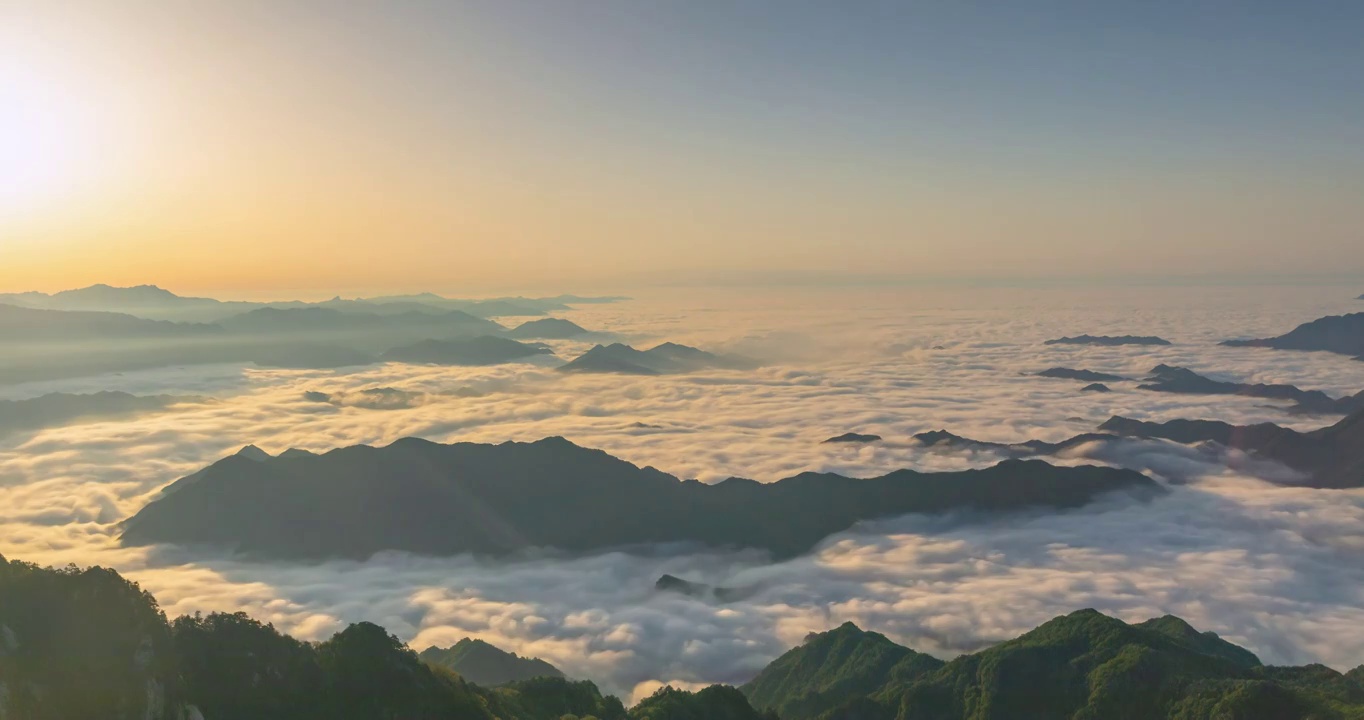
917, 408, 1364, 488
1044, 334, 1171, 346
1137, 364, 1362, 414
418, 639, 563, 687
219, 307, 503, 337
1036, 367, 1127, 382
654, 574, 744, 602
1098, 410, 1364, 488
383, 336, 553, 365
119, 437, 1158, 561
823, 433, 881, 444
559, 343, 757, 375
505, 318, 591, 339
0, 392, 193, 439
913, 429, 1118, 459
1222, 312, 1364, 358
1081, 383, 1111, 392
0, 303, 221, 342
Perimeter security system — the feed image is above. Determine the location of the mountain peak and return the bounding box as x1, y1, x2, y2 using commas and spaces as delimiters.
235, 445, 272, 461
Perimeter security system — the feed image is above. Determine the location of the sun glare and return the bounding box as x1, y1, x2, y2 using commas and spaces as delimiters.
0, 63, 101, 217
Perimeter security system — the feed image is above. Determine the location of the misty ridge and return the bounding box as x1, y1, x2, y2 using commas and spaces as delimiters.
0, 285, 781, 384
118, 436, 1157, 561
4, 282, 1364, 717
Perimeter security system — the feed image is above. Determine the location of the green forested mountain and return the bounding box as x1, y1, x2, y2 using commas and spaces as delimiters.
7, 553, 1364, 720
0, 554, 744, 720
629, 685, 776, 720
740, 623, 943, 720
745, 610, 1364, 720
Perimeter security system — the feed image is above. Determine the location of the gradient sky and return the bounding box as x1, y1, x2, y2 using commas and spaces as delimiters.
2, 0, 1362, 296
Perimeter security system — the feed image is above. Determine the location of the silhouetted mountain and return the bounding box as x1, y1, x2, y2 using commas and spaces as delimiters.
0, 392, 192, 439
382, 336, 553, 365
559, 343, 757, 375
654, 574, 744, 602
1137, 364, 1359, 414
248, 344, 379, 369
1222, 312, 1364, 358
220, 307, 503, 337
912, 429, 1118, 458
823, 433, 881, 444
419, 639, 563, 687
741, 622, 943, 720
1081, 383, 1111, 393
917, 409, 1364, 488
505, 318, 591, 339
120, 437, 1158, 561
0, 303, 221, 342
1036, 367, 1127, 382
1044, 334, 1171, 346
1098, 409, 1364, 488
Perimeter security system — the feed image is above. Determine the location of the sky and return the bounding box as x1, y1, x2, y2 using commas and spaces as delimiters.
2, 0, 1362, 297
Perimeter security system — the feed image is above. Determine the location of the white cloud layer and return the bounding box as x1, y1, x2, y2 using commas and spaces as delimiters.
1, 284, 1362, 702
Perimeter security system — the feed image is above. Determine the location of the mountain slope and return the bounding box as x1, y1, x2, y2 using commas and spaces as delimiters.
119, 437, 1159, 560
420, 638, 564, 686
742, 623, 942, 720
1222, 312, 1364, 357
559, 342, 756, 374
383, 336, 553, 365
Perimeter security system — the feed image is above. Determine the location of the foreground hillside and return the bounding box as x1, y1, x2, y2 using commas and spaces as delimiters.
5, 554, 1364, 719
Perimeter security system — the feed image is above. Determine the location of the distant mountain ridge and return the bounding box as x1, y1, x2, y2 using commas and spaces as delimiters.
1137, 364, 1364, 414
419, 638, 564, 686
915, 406, 1364, 488
0, 391, 193, 440
1222, 311, 1364, 359
119, 436, 1159, 561
1044, 334, 1172, 346
0, 284, 625, 322
559, 342, 757, 375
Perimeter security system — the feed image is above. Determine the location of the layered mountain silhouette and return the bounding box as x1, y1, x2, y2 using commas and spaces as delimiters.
382, 336, 553, 365
1044, 334, 1171, 346
917, 407, 1364, 488
1081, 383, 1111, 392
119, 437, 1158, 560
0, 391, 193, 439
418, 639, 563, 686
1222, 312, 1364, 359
0, 284, 624, 323
1035, 367, 1127, 382
740, 610, 1363, 720
0, 303, 220, 342
1137, 364, 1364, 414
505, 318, 591, 339
559, 343, 756, 375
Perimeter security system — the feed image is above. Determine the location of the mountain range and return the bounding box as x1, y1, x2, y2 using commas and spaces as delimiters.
6, 553, 1363, 720
0, 391, 194, 440
0, 284, 625, 323
915, 406, 1364, 489
118, 437, 1159, 561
